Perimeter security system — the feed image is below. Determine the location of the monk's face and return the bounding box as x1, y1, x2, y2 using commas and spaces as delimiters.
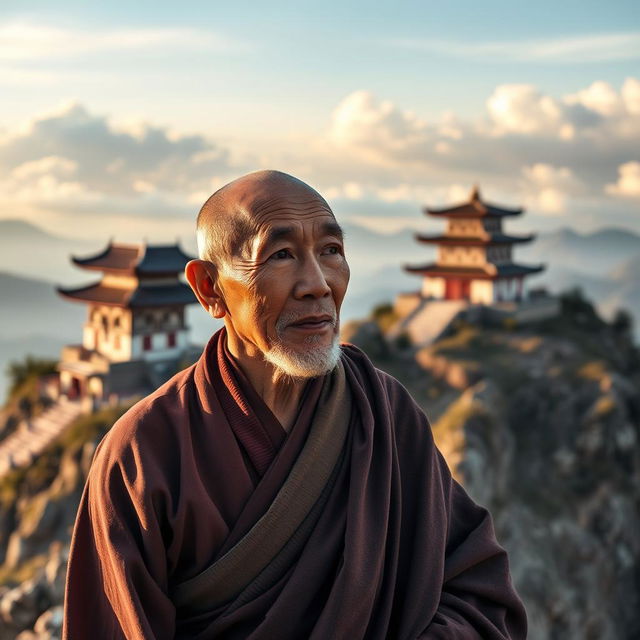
217, 181, 350, 377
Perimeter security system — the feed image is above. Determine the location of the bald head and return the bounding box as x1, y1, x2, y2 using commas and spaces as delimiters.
196, 170, 332, 269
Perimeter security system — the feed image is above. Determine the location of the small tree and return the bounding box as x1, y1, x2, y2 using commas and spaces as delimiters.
6, 356, 57, 397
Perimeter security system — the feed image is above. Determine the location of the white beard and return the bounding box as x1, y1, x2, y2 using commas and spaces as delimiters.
263, 314, 342, 379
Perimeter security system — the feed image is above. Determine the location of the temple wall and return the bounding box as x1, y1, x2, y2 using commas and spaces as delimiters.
422, 277, 445, 299
494, 278, 520, 301
447, 218, 484, 236
486, 246, 512, 264
482, 218, 501, 232
438, 246, 486, 266
134, 329, 189, 362
84, 306, 134, 361
133, 308, 184, 334
470, 280, 494, 304
102, 274, 139, 289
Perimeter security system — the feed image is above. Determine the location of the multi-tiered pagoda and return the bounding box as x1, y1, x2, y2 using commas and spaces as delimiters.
405, 186, 544, 304
56, 241, 199, 411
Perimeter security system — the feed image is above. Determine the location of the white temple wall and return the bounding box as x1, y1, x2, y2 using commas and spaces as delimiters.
470, 280, 494, 304
88, 376, 104, 398
82, 324, 96, 350
135, 329, 189, 362
422, 277, 445, 299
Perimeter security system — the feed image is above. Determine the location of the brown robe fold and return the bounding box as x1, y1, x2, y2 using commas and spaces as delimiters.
63, 328, 527, 639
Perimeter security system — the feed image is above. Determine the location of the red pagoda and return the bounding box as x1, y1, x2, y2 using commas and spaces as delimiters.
405, 186, 544, 304
56, 241, 199, 410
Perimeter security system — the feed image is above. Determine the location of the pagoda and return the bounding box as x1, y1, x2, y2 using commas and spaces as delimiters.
405, 186, 544, 304
56, 241, 199, 411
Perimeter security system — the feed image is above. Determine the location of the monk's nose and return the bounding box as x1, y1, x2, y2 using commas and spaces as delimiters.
295, 255, 331, 299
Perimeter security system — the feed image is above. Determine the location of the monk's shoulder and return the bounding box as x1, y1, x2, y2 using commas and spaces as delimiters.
340, 343, 435, 448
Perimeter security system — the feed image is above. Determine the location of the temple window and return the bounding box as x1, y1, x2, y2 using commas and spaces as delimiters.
167, 332, 176, 348
143, 335, 152, 351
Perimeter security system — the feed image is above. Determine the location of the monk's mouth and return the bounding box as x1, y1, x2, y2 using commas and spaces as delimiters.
289, 316, 334, 330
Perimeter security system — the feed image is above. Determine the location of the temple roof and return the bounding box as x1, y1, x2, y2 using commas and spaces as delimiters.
71, 242, 194, 276
425, 186, 523, 218
57, 282, 197, 307
404, 262, 545, 279
415, 232, 535, 246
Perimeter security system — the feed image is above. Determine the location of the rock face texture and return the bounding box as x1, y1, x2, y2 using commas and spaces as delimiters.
349, 292, 640, 640
1, 292, 638, 639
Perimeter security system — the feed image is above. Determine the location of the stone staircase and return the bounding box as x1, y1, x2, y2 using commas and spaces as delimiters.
391, 299, 469, 346
0, 398, 83, 476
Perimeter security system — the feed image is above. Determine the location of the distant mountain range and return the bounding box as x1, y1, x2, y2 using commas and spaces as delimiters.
0, 218, 639, 403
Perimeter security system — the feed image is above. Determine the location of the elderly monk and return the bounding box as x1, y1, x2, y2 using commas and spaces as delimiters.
63, 170, 527, 639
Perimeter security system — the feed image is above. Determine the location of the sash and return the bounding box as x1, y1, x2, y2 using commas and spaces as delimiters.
171, 358, 352, 615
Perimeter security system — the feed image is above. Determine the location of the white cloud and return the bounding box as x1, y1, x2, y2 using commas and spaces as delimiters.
329, 91, 433, 165
487, 85, 573, 138
383, 32, 640, 63
621, 77, 640, 115
0, 21, 248, 61
323, 79, 640, 207
0, 102, 242, 220
521, 164, 581, 215
606, 162, 640, 198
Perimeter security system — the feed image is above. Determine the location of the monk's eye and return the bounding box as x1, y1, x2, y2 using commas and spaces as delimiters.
271, 249, 292, 260
323, 245, 342, 256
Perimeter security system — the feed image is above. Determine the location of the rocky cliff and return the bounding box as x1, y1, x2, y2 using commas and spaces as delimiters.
1, 290, 638, 639
344, 290, 640, 639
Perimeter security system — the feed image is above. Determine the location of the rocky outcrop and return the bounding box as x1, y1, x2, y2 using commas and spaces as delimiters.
0, 405, 125, 638
0, 544, 67, 640
349, 293, 640, 640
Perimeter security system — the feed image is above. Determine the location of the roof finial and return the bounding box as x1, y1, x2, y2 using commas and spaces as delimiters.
470, 184, 481, 202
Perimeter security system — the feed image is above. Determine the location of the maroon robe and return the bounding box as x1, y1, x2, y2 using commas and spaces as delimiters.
63, 328, 527, 639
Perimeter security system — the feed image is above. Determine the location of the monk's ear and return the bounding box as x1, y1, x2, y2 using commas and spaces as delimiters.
185, 259, 227, 319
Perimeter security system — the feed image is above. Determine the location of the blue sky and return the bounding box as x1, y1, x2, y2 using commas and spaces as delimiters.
0, 0, 638, 239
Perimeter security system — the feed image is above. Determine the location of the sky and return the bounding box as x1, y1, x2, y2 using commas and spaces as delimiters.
0, 0, 639, 241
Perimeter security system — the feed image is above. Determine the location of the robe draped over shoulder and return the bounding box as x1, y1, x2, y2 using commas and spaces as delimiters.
63, 328, 527, 639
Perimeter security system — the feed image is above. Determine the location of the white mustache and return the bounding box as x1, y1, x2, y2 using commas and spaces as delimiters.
275, 309, 337, 333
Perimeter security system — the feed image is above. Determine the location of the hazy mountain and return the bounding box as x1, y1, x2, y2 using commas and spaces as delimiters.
0, 272, 86, 340
520, 226, 640, 277
0, 219, 95, 284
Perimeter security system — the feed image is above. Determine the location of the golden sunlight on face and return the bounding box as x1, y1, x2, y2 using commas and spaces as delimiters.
219, 205, 350, 378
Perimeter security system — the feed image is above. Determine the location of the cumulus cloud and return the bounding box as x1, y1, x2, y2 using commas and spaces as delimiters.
606, 162, 640, 198
487, 85, 581, 139
323, 79, 639, 202
329, 91, 434, 165
0, 103, 242, 220
520, 164, 582, 214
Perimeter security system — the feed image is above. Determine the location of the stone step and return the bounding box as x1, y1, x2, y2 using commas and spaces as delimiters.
0, 400, 83, 476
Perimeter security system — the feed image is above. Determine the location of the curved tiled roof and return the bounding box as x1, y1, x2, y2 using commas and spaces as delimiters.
415, 232, 535, 245
404, 262, 545, 279
71, 242, 193, 275
57, 281, 197, 307
425, 186, 523, 218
